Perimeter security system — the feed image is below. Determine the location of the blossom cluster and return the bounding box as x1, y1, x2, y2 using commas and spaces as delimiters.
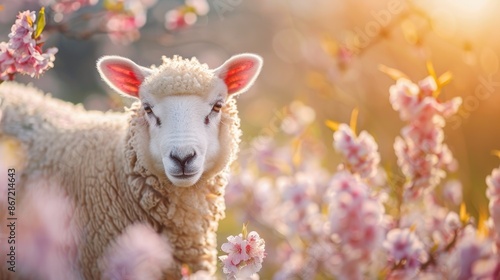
391, 76, 462, 198
219, 229, 266, 279
326, 171, 386, 279
333, 123, 381, 181
223, 70, 500, 279
0, 10, 57, 81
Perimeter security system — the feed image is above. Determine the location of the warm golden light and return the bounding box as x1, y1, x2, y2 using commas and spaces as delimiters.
448, 0, 489, 13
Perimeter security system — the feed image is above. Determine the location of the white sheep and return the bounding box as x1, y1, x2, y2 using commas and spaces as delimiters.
0, 53, 263, 279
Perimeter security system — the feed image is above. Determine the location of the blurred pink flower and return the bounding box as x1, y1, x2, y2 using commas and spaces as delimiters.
44, 0, 99, 14
15, 181, 81, 279
389, 78, 461, 122
106, 13, 141, 45
383, 228, 428, 278
327, 171, 385, 259
0, 10, 58, 81
0, 42, 16, 81
250, 136, 283, 175
165, 9, 196, 31
164, 0, 209, 31
487, 167, 500, 199
487, 167, 500, 239
333, 123, 381, 180
100, 223, 173, 280
104, 0, 156, 44
220, 230, 266, 280
225, 170, 255, 206
390, 77, 461, 198
445, 226, 495, 280
443, 179, 463, 206
280, 101, 315, 135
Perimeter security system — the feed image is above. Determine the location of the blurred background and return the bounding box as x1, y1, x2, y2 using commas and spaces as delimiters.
1, 0, 500, 277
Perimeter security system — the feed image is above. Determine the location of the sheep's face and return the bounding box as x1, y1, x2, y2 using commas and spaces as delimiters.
98, 54, 263, 187
140, 81, 227, 187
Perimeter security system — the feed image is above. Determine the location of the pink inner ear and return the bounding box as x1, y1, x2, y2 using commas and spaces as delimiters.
106, 64, 142, 97
223, 60, 255, 94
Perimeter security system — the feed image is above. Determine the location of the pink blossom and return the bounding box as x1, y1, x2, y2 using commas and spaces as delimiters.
45, 0, 99, 14
0, 10, 58, 81
164, 0, 210, 30
418, 76, 438, 96
445, 226, 495, 280
8, 11, 36, 51
487, 167, 500, 239
389, 77, 462, 122
445, 211, 461, 229
383, 228, 428, 278
280, 101, 316, 135
225, 170, 255, 206
9, 180, 81, 279
106, 13, 141, 45
443, 180, 463, 206
220, 230, 266, 280
487, 167, 500, 199
250, 136, 284, 175
272, 172, 328, 239
327, 171, 385, 259
165, 9, 195, 30
104, 0, 157, 44
390, 77, 461, 198
333, 123, 381, 180
389, 78, 421, 121
0, 42, 16, 81
100, 223, 173, 280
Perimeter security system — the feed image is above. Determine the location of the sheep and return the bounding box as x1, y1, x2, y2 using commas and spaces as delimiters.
0, 53, 263, 279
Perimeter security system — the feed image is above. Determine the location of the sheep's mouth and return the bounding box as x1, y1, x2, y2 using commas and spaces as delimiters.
168, 171, 202, 187
171, 174, 196, 179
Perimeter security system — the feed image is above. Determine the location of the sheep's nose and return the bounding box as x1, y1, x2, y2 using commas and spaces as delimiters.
169, 151, 196, 171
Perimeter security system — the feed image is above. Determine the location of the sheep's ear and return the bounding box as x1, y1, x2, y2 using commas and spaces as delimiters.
97, 56, 152, 99
214, 53, 263, 96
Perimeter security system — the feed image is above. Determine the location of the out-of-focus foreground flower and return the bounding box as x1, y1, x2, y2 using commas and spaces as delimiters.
100, 223, 173, 280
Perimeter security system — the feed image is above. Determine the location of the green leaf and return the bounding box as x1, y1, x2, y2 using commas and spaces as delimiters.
34, 7, 46, 39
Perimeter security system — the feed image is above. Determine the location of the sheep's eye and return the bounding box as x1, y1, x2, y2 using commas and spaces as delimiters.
212, 101, 223, 113
144, 105, 153, 114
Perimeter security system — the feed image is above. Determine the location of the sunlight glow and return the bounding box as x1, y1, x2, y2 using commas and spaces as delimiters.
448, 0, 489, 13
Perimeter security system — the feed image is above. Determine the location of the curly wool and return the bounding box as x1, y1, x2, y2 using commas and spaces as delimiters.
144, 55, 216, 97
0, 81, 241, 279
